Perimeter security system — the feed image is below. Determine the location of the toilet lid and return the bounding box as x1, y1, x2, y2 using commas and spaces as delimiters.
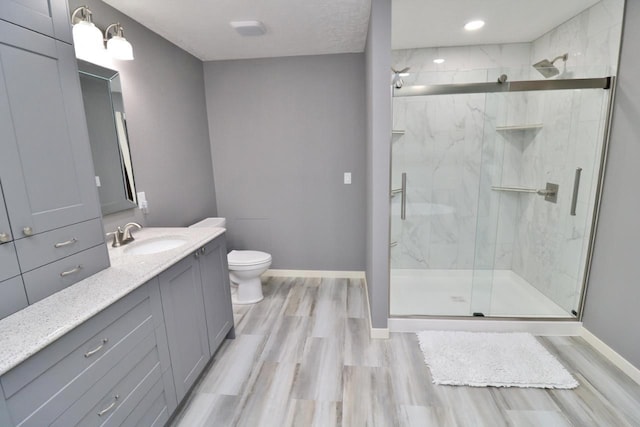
228, 250, 271, 266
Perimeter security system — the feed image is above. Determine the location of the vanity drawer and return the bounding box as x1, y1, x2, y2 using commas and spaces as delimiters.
0, 275, 28, 319
14, 218, 106, 273
121, 381, 169, 427
1, 286, 153, 425
0, 241, 20, 282
50, 333, 162, 427
22, 243, 109, 304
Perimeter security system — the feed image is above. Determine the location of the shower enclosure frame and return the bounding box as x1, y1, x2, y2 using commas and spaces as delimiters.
389, 75, 616, 322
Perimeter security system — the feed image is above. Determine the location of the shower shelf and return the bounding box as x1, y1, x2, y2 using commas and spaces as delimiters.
495, 123, 543, 131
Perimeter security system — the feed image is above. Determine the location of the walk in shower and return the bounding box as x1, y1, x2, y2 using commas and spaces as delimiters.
389, 70, 614, 319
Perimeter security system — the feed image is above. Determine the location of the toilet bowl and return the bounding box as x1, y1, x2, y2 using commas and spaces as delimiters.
189, 217, 272, 304
227, 250, 272, 304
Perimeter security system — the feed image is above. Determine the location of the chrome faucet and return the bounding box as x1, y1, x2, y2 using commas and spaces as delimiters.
106, 222, 142, 247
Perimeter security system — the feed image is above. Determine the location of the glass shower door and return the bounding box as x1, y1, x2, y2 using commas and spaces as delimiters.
390, 88, 490, 316
470, 87, 610, 318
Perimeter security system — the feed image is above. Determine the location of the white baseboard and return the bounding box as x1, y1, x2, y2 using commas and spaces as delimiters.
389, 318, 583, 336
370, 327, 390, 339
580, 327, 640, 386
264, 269, 365, 279
359, 275, 389, 339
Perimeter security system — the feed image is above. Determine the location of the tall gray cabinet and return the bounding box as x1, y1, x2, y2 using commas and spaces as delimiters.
0, 4, 109, 319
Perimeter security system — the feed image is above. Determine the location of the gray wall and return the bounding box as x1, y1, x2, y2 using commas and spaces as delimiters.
69, 0, 217, 230
582, 1, 640, 369
203, 54, 366, 271
365, 0, 392, 328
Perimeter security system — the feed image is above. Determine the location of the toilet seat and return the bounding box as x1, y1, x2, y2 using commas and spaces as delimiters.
228, 250, 271, 267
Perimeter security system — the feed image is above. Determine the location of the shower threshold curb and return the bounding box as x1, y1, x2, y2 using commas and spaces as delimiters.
388, 318, 582, 336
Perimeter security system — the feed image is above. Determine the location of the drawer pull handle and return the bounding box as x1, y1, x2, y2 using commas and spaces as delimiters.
0, 232, 9, 243
84, 338, 108, 358
54, 237, 78, 248
22, 227, 33, 236
60, 265, 82, 277
97, 394, 119, 417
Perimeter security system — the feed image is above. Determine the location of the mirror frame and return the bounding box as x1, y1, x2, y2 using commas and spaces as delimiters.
78, 60, 137, 215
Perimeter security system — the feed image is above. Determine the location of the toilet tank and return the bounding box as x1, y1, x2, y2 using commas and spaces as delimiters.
189, 217, 226, 228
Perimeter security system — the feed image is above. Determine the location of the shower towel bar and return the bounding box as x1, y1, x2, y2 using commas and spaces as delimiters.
491, 186, 556, 197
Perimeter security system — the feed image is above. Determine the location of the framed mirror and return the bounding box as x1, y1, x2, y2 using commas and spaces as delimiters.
78, 60, 137, 215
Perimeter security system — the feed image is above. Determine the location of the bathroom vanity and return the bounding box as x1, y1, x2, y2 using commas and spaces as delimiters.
0, 227, 234, 426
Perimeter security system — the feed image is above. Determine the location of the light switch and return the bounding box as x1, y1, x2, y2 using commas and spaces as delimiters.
344, 172, 352, 184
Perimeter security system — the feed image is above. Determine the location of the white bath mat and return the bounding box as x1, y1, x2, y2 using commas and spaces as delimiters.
416, 331, 578, 389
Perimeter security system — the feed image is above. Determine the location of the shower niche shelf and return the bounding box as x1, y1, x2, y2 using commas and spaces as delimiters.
495, 123, 543, 132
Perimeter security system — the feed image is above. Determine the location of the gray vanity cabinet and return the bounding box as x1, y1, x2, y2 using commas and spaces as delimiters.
0, 20, 101, 239
158, 253, 210, 402
0, 184, 28, 318
199, 236, 234, 355
0, 18, 109, 315
0, 0, 72, 43
0, 281, 173, 427
0, 183, 14, 246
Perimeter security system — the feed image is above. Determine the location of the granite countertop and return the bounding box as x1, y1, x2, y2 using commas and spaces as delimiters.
0, 226, 225, 376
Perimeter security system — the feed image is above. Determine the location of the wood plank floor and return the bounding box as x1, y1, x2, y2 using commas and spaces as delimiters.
169, 276, 640, 426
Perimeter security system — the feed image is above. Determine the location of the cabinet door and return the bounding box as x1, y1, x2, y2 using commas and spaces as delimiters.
158, 254, 210, 402
0, 21, 100, 239
200, 236, 234, 355
0, 183, 13, 244
0, 185, 20, 283
0, 0, 72, 43
0, 275, 28, 319
0, 242, 20, 283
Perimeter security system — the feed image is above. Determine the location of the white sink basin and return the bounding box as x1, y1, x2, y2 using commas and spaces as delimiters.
124, 237, 188, 255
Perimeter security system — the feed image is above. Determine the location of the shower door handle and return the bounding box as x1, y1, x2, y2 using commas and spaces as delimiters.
391, 173, 407, 220
570, 167, 582, 216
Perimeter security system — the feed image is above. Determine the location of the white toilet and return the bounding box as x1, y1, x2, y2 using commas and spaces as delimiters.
189, 217, 272, 304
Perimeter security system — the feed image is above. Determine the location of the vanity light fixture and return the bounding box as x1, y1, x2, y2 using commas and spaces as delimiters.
464, 20, 485, 31
105, 23, 134, 60
70, 6, 105, 61
70, 7, 135, 62
433, 58, 445, 64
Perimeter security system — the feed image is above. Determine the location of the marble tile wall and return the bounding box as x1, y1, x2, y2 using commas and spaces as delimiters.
391, 44, 530, 269
511, 0, 623, 312
391, 0, 623, 313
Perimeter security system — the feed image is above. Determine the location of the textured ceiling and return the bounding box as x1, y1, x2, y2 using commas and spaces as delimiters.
104, 0, 601, 61
103, 0, 372, 61
393, 0, 600, 50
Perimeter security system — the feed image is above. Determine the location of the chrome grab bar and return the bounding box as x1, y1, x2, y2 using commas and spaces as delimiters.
570, 168, 582, 216
391, 173, 407, 220
491, 186, 553, 195
492, 183, 558, 203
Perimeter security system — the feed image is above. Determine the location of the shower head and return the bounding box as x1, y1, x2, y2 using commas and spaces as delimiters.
533, 53, 569, 78
391, 66, 410, 89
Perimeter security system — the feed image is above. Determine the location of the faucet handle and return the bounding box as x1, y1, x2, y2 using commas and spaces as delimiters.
105, 227, 124, 247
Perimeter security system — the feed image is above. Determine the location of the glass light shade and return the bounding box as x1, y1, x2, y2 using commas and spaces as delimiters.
72, 21, 105, 61
107, 36, 134, 60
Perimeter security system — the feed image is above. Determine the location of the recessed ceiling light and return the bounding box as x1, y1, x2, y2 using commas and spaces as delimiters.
230, 20, 266, 36
433, 58, 445, 64
464, 20, 485, 31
